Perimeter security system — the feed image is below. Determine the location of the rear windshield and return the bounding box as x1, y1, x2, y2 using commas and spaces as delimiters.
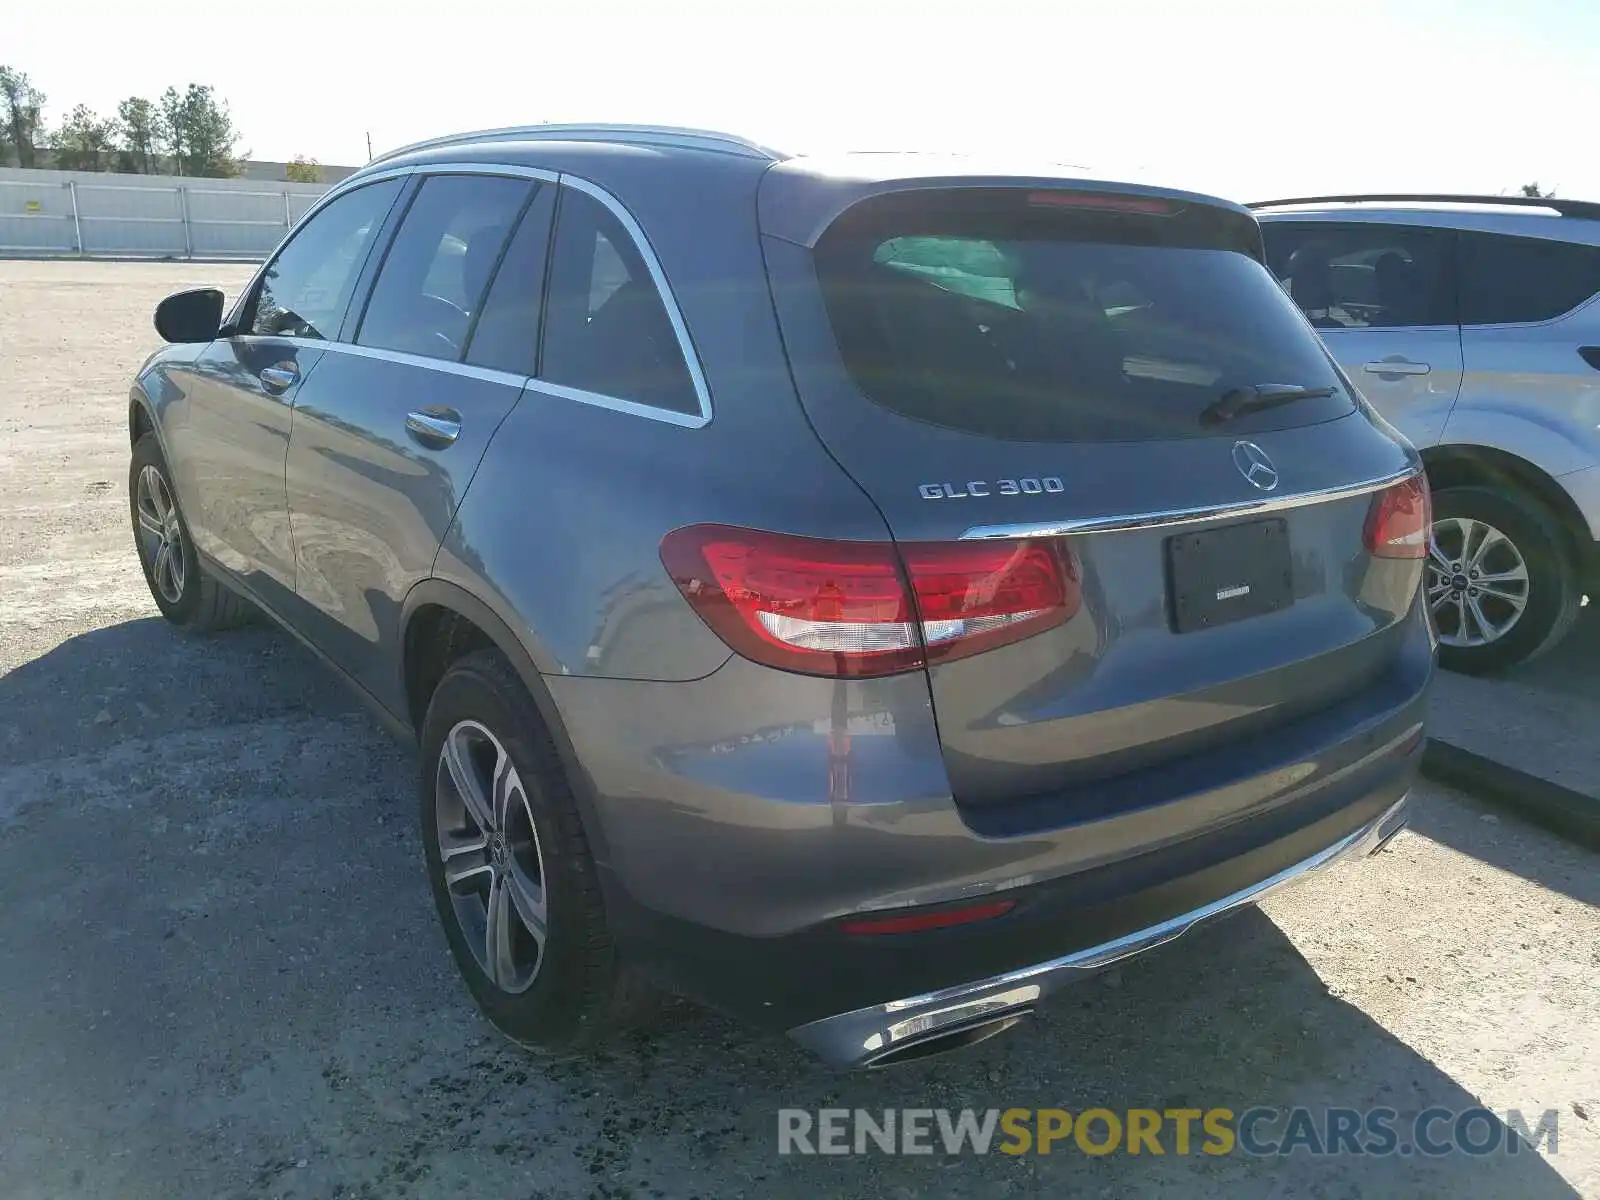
812, 189, 1355, 442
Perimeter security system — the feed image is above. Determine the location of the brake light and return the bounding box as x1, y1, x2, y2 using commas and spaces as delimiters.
659, 525, 1079, 678
1364, 476, 1432, 559
1026, 190, 1180, 216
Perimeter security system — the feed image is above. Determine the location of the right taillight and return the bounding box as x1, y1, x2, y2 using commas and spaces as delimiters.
1364, 475, 1432, 559
659, 524, 1080, 678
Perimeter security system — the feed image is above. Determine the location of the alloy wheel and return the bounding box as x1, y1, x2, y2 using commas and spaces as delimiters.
434, 720, 549, 994
135, 464, 186, 604
1425, 516, 1529, 648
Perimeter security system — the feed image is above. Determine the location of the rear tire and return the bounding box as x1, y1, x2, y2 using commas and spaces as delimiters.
129, 433, 252, 632
419, 648, 651, 1056
1427, 485, 1579, 675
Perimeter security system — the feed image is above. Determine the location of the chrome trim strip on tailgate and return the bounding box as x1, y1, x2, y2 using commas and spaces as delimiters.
959, 465, 1420, 540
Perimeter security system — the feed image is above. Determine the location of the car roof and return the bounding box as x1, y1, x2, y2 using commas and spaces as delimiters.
350, 125, 1253, 248
1250, 193, 1600, 248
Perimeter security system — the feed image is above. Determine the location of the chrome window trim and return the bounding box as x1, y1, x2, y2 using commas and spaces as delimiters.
233, 335, 530, 389
522, 378, 708, 429
555, 174, 714, 428
226, 163, 714, 431
959, 465, 1420, 540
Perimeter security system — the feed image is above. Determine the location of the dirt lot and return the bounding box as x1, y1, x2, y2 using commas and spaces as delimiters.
0, 260, 1596, 1199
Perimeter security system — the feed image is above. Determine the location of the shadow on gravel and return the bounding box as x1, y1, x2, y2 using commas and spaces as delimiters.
0, 618, 1582, 1199
0, 615, 356, 770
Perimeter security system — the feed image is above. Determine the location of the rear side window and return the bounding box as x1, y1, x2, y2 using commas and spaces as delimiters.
813, 190, 1353, 442
357, 174, 533, 361
464, 185, 556, 376
1458, 231, 1600, 325
250, 179, 401, 339
1261, 222, 1455, 330
539, 188, 700, 416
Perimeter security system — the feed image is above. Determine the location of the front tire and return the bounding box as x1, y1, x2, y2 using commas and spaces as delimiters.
1427, 485, 1580, 674
129, 433, 251, 631
419, 649, 648, 1056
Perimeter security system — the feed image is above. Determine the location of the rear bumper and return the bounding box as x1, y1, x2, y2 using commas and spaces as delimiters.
605, 729, 1421, 1046
791, 792, 1410, 1068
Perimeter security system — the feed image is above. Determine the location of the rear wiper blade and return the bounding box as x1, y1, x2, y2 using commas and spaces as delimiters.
1199, 384, 1338, 427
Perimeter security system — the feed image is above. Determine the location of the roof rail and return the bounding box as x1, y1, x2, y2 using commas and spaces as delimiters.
369, 124, 789, 166
1247, 192, 1600, 221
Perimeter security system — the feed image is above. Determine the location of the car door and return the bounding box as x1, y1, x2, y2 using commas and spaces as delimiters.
282, 170, 554, 713
170, 178, 405, 611
1262, 221, 1463, 448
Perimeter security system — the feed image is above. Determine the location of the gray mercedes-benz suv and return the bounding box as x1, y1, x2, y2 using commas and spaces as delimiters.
127, 126, 1429, 1069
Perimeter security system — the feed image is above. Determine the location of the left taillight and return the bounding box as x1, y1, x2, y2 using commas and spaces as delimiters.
1364, 475, 1432, 560
659, 524, 1080, 678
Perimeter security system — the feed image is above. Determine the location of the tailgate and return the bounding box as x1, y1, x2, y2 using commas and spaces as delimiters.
760, 177, 1425, 812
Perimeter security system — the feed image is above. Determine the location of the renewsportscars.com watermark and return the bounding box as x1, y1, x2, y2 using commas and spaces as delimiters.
777, 1106, 1563, 1158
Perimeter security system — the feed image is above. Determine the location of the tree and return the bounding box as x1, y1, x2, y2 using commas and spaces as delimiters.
51, 104, 116, 172
1520, 182, 1555, 198
158, 84, 242, 177
284, 154, 322, 183
115, 96, 158, 174
0, 65, 47, 168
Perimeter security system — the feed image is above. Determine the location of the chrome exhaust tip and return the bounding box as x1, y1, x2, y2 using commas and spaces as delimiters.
862, 1009, 1033, 1069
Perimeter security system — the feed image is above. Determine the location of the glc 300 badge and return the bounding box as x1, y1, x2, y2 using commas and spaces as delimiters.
919, 477, 1065, 500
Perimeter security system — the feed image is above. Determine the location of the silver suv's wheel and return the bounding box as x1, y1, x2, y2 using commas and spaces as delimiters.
1427, 485, 1580, 675
1426, 516, 1529, 649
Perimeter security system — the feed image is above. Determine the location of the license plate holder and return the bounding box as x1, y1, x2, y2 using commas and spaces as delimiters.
1166, 518, 1294, 633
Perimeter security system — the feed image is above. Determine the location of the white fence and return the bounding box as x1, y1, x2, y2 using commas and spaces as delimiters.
0, 167, 333, 261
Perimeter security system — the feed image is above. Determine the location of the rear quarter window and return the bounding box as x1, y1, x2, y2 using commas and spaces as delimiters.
1458, 231, 1600, 325
813, 190, 1354, 442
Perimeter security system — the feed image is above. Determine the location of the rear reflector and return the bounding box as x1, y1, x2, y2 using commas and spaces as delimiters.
838, 899, 1016, 936
1026, 190, 1180, 216
1364, 475, 1432, 559
659, 525, 1079, 678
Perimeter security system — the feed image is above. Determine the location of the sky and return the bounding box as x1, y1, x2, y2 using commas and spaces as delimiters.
10, 0, 1599, 203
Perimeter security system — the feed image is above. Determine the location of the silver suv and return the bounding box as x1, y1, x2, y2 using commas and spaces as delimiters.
128, 127, 1428, 1068
1254, 194, 1600, 673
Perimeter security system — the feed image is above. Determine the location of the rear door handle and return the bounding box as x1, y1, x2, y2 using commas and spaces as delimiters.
1362, 359, 1431, 377
405, 408, 462, 448
259, 364, 298, 390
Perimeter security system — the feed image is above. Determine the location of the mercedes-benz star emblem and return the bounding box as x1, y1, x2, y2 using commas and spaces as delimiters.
1232, 440, 1279, 492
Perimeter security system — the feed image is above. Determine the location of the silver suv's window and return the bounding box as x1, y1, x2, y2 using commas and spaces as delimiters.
249, 179, 402, 339
814, 189, 1354, 442
1458, 231, 1600, 325
540, 188, 699, 416
356, 174, 533, 362
1261, 223, 1455, 330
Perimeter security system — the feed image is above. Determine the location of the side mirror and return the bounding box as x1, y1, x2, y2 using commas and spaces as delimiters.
154, 288, 225, 344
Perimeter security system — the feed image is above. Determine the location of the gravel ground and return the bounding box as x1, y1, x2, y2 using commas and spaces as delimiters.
0, 260, 1596, 1199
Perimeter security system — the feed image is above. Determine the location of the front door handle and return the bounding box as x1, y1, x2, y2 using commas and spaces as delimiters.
259, 364, 298, 390
406, 408, 462, 449
1362, 359, 1431, 377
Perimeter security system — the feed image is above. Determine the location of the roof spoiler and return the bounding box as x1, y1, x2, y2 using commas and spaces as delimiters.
1246, 193, 1600, 221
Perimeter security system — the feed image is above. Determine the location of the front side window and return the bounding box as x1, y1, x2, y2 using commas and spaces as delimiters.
1458, 231, 1600, 325
813, 190, 1353, 442
356, 174, 534, 361
249, 179, 402, 339
539, 188, 700, 415
1261, 222, 1455, 330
